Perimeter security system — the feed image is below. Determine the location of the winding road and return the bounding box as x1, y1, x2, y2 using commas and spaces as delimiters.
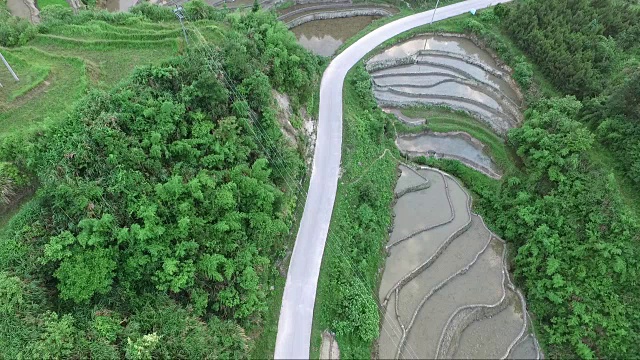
274, 1, 512, 358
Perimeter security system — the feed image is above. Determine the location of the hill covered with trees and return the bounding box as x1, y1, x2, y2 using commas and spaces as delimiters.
457, 2, 640, 358
0, 5, 320, 358
501, 0, 640, 192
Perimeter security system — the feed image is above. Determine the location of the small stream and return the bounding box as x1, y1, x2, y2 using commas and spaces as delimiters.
292, 16, 379, 57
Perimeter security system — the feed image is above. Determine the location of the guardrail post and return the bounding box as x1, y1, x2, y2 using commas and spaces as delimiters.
0, 51, 19, 84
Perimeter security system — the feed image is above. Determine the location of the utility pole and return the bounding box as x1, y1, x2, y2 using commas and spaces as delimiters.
174, 5, 189, 45
430, 0, 440, 24
0, 51, 20, 88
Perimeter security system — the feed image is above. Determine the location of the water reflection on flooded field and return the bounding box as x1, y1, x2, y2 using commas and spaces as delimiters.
378, 165, 541, 359
292, 16, 379, 57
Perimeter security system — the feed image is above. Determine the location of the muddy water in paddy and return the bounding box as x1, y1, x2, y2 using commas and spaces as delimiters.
292, 16, 379, 57
102, 0, 138, 12
371, 35, 497, 66
509, 335, 540, 359
454, 290, 524, 359
396, 133, 501, 177
6, 0, 31, 19
368, 35, 523, 134
378, 165, 540, 359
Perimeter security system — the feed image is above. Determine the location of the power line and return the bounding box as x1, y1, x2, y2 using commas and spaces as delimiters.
188, 19, 422, 357
0, 51, 20, 88
178, 14, 421, 359
173, 5, 190, 44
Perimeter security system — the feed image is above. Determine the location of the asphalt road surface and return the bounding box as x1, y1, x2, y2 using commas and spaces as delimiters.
275, 1, 512, 358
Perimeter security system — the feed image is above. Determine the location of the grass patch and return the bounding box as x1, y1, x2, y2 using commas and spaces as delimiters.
0, 47, 87, 139
50, 24, 184, 41
0, 20, 190, 139
0, 49, 50, 103
32, 43, 179, 88
0, 191, 35, 229
31, 34, 180, 50
36, 0, 70, 8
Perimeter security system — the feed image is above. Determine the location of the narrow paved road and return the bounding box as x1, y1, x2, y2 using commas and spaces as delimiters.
275, 1, 512, 358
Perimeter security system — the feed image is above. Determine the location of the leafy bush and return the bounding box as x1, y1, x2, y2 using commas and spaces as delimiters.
128, 2, 177, 22
0, 1, 37, 46
0, 7, 320, 357
513, 59, 533, 89
0, 162, 29, 205
487, 97, 640, 358
461, 18, 484, 33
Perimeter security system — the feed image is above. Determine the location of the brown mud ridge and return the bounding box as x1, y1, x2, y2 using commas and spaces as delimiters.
376, 165, 542, 359
320, 330, 341, 360
367, 34, 523, 136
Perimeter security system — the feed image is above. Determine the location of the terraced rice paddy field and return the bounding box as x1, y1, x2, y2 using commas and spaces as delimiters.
379, 165, 541, 359
395, 131, 501, 178
291, 16, 381, 56
283, 0, 394, 56
367, 33, 540, 358
367, 34, 523, 136
0, 19, 203, 138
368, 34, 524, 177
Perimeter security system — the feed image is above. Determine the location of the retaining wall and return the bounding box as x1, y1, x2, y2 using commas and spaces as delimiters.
367, 32, 525, 103
376, 99, 511, 136
286, 8, 391, 28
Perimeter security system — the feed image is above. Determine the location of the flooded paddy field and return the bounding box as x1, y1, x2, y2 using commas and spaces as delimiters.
367, 34, 523, 136
6, 0, 31, 19
396, 132, 501, 178
378, 165, 541, 359
292, 16, 380, 56
99, 0, 138, 12
6, 0, 39, 22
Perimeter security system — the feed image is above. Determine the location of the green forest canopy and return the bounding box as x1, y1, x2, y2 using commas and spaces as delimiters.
501, 0, 640, 189
0, 7, 320, 358
472, 2, 640, 358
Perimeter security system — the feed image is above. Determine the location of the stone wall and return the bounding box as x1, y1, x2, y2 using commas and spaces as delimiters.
366, 32, 525, 103
286, 8, 391, 28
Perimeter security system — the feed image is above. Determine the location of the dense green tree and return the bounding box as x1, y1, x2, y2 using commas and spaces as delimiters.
0, 6, 320, 357
484, 97, 640, 359
502, 0, 639, 99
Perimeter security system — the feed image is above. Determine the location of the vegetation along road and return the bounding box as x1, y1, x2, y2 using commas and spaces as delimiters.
274, 0, 513, 358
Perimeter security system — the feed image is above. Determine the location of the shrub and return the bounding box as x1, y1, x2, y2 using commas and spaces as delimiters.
513, 59, 533, 89
462, 18, 484, 33
0, 4, 37, 46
